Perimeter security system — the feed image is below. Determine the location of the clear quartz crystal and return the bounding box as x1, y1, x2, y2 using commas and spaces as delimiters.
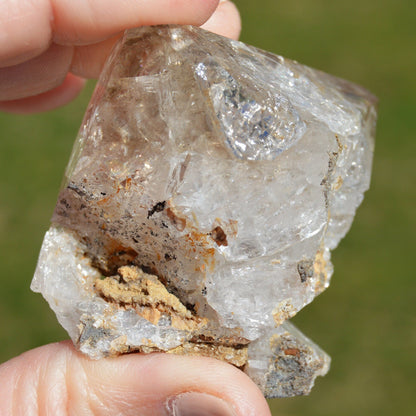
31, 25, 376, 398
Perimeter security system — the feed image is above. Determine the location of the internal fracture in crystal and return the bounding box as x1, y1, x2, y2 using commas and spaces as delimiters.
31, 25, 376, 398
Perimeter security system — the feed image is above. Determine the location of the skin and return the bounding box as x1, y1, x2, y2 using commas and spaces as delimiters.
0, 0, 241, 113
0, 341, 271, 415
0, 1, 272, 415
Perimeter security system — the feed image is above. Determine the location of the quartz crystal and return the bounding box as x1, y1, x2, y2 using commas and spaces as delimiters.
31, 25, 376, 398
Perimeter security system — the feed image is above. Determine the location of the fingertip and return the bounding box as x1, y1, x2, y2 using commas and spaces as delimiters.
201, 0, 242, 40
0, 73, 85, 114
81, 352, 272, 416
0, 342, 271, 416
70, 35, 121, 79
0, 0, 220, 69
52, 0, 220, 45
0, 0, 52, 67
0, 43, 73, 102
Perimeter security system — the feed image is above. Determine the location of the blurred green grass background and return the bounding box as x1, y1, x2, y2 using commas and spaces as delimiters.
0, 0, 414, 415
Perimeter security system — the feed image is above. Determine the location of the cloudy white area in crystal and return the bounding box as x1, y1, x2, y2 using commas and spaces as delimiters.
31, 25, 376, 398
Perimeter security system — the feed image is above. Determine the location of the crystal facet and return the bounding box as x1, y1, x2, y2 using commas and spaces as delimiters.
31, 25, 376, 398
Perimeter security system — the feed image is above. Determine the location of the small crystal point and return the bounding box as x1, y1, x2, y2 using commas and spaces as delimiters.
32, 25, 376, 398
245, 322, 331, 398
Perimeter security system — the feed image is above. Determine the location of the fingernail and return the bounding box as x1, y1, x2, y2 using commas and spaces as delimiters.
167, 392, 237, 416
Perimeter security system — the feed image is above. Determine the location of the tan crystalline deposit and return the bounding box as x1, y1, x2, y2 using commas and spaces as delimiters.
94, 266, 206, 331
31, 25, 376, 398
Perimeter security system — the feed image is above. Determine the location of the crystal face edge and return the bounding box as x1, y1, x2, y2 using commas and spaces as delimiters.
31, 25, 376, 398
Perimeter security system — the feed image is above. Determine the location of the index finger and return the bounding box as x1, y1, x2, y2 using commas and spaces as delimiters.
0, 0, 219, 67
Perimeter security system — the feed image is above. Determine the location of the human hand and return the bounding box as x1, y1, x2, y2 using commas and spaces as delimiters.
0, 2, 271, 415
0, 0, 241, 113
0, 341, 271, 415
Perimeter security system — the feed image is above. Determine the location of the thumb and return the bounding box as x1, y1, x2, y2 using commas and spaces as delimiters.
0, 341, 271, 416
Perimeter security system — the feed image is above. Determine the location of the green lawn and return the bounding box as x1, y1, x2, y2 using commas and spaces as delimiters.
0, 1, 414, 415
